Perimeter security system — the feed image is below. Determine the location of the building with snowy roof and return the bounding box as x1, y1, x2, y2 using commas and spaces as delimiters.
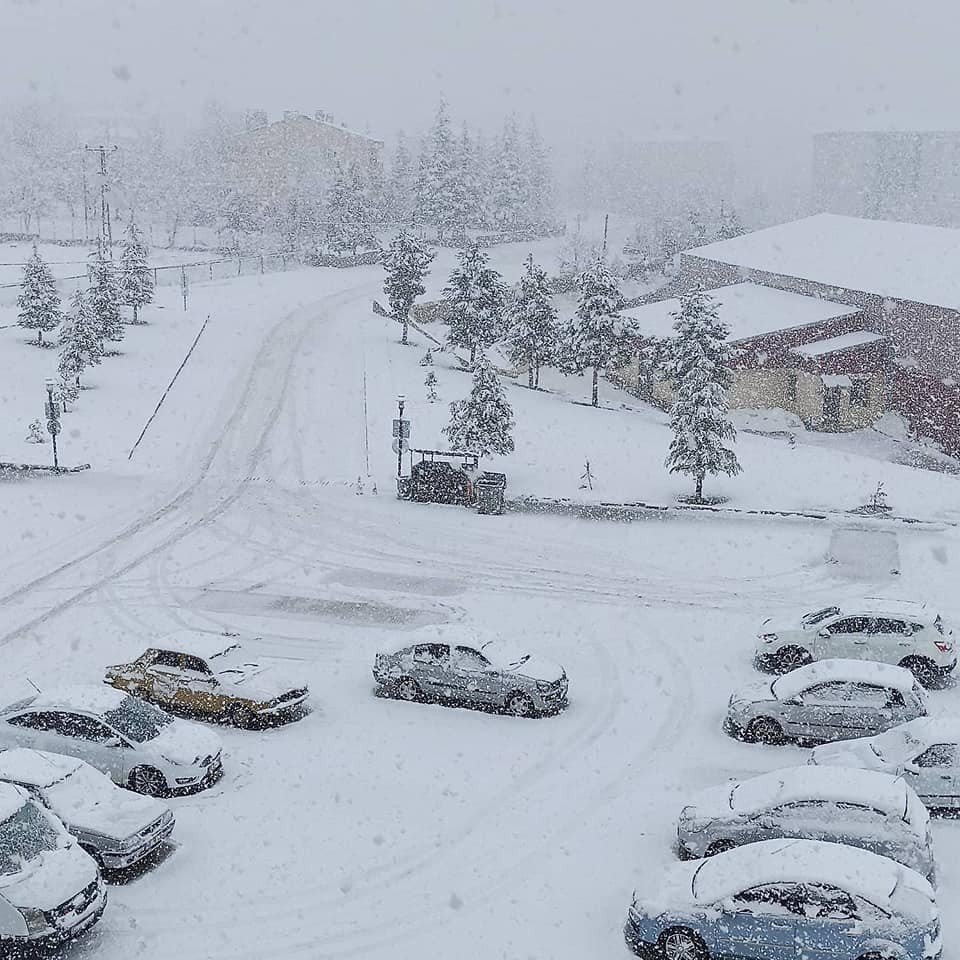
616, 281, 889, 433
672, 213, 960, 452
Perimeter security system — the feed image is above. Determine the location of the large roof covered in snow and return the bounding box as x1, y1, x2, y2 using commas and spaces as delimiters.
772, 658, 916, 700
620, 282, 859, 343
686, 213, 960, 310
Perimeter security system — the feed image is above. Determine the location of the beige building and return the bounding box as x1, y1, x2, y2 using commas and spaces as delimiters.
229, 110, 383, 210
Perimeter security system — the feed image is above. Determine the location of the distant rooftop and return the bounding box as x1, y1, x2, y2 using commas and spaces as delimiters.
621, 282, 860, 343
790, 331, 885, 359
686, 213, 960, 310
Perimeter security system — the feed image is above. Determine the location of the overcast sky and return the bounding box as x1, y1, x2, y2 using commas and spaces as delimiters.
3, 0, 959, 144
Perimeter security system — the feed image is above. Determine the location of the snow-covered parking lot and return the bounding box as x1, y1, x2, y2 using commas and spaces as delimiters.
2, 261, 960, 959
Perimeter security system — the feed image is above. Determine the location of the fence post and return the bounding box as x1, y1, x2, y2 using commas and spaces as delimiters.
209, 262, 213, 280
259, 255, 264, 274
154, 267, 158, 286
237, 257, 242, 277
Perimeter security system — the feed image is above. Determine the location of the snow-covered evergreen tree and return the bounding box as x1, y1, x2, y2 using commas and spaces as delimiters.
523, 120, 554, 228
452, 125, 481, 231
443, 358, 515, 457
415, 99, 459, 238
443, 245, 507, 367
663, 287, 741, 501
507, 254, 557, 388
16, 247, 62, 346
324, 162, 373, 255
489, 116, 525, 230
58, 289, 103, 390
718, 203, 745, 239
381, 231, 435, 345
87, 240, 123, 345
557, 259, 637, 406
118, 221, 154, 323
420, 348, 434, 367
386, 133, 416, 225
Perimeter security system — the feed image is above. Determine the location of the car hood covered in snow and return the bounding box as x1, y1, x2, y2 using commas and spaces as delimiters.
150, 720, 222, 765
810, 738, 889, 772
0, 843, 97, 912
504, 654, 565, 684
48, 778, 167, 840
730, 678, 776, 705
214, 660, 303, 701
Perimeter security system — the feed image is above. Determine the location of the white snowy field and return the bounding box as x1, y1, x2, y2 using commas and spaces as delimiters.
1, 252, 960, 959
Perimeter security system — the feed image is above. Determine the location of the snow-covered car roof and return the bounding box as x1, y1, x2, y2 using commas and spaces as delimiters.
0, 782, 29, 822
153, 629, 239, 661
874, 717, 960, 756
853, 598, 937, 622
727, 766, 920, 823
0, 748, 82, 789
9, 684, 129, 715
773, 659, 916, 701
690, 838, 929, 914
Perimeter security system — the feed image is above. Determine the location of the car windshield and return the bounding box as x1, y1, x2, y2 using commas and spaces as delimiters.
480, 640, 530, 669
208, 645, 255, 675
103, 696, 174, 743
44, 763, 118, 811
802, 606, 840, 626
0, 801, 59, 876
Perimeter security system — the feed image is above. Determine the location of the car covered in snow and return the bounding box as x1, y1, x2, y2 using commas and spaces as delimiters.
754, 599, 955, 686
0, 782, 106, 948
373, 638, 568, 716
0, 748, 174, 872
676, 765, 935, 884
105, 630, 309, 727
724, 659, 925, 745
0, 685, 223, 797
810, 717, 960, 811
623, 838, 941, 960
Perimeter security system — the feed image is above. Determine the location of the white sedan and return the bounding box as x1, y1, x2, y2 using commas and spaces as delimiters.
811, 717, 960, 810
0, 685, 223, 796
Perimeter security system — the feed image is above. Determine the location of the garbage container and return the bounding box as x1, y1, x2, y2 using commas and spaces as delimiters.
475, 471, 507, 515
396, 476, 412, 500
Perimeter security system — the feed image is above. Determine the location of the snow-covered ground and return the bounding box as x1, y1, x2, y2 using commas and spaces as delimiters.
2, 250, 960, 959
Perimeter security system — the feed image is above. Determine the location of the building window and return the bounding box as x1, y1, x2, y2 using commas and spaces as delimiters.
850, 377, 870, 407
785, 373, 798, 402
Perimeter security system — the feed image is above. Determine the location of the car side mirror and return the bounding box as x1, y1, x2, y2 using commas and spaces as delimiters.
818, 629, 830, 639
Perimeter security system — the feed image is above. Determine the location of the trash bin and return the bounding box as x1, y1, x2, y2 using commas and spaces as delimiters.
396, 477, 412, 500
475, 471, 507, 515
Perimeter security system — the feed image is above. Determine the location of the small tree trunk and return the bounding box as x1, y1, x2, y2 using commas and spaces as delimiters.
535, 365, 541, 389
133, 303, 139, 324
401, 315, 409, 345
695, 473, 704, 502
528, 366, 534, 388
37, 330, 43, 347
592, 367, 599, 406
470, 344, 476, 367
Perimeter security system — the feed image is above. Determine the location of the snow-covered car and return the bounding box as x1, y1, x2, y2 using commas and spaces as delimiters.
0, 782, 106, 948
724, 659, 925, 745
623, 838, 941, 960
0, 685, 223, 797
810, 717, 960, 811
373, 639, 568, 716
676, 765, 935, 884
754, 598, 955, 686
105, 630, 309, 727
0, 748, 174, 871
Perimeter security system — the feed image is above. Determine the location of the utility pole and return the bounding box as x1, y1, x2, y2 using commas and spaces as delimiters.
84, 144, 118, 256
80, 151, 90, 241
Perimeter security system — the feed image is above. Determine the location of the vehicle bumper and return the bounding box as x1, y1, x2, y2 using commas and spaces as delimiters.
101, 819, 175, 870
623, 920, 656, 959
535, 687, 569, 714
171, 756, 223, 793
753, 650, 779, 672
257, 694, 309, 722
32, 889, 107, 946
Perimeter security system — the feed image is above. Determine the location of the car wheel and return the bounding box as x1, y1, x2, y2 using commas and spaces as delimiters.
705, 839, 736, 857
900, 656, 938, 687
745, 717, 784, 745
396, 677, 422, 702
128, 765, 168, 797
775, 645, 812, 673
505, 692, 535, 717
658, 928, 708, 960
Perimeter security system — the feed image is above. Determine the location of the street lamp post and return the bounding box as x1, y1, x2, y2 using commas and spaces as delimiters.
44, 378, 60, 471
396, 395, 405, 478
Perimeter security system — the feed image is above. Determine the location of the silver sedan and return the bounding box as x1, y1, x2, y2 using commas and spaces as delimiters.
373, 639, 568, 716
724, 659, 925, 745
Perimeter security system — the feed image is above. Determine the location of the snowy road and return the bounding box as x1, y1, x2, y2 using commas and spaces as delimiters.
3, 276, 960, 960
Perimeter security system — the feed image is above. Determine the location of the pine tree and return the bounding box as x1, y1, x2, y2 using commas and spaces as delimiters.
415, 99, 459, 238
443, 358, 515, 457
118, 221, 154, 323
381, 231, 435, 345
523, 120, 554, 229
507, 254, 557, 388
663, 287, 742, 501
324, 162, 373, 255
16, 247, 62, 346
558, 259, 637, 406
386, 133, 416, 225
420, 348, 434, 367
58, 289, 104, 390
489, 116, 526, 231
87, 240, 123, 345
718, 203, 745, 240
443, 245, 507, 367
